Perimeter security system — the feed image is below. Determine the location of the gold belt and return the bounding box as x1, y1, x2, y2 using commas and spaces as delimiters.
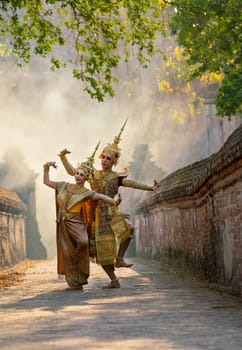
62, 211, 79, 218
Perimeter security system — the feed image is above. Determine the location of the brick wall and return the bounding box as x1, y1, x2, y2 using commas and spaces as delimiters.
0, 188, 27, 268
135, 123, 242, 296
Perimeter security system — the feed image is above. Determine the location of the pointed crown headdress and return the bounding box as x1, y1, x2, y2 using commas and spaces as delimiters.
99, 119, 128, 165
77, 141, 100, 176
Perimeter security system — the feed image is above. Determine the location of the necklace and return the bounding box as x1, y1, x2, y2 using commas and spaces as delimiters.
66, 183, 86, 194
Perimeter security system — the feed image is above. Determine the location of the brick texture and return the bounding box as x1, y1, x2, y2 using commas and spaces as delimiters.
135, 123, 242, 296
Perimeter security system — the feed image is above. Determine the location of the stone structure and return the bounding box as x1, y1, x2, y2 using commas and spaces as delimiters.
135, 123, 242, 296
128, 144, 166, 183
0, 148, 47, 260
120, 144, 166, 213
119, 144, 166, 256
0, 187, 27, 267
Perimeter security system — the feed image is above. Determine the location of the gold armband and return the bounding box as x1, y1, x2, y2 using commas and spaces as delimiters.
122, 179, 153, 191
111, 199, 118, 206
59, 155, 76, 176
43, 165, 49, 173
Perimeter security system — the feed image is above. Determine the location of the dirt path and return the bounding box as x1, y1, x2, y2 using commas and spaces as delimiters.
1, 257, 242, 350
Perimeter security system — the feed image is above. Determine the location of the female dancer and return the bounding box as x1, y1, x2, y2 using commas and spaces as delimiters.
43, 159, 119, 290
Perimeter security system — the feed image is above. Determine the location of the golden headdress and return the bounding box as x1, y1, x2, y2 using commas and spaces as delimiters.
99, 119, 128, 165
77, 141, 100, 176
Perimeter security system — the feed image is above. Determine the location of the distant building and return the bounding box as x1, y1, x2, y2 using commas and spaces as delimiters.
128, 144, 166, 185
0, 148, 47, 259
119, 144, 166, 256
0, 186, 27, 267
120, 143, 166, 215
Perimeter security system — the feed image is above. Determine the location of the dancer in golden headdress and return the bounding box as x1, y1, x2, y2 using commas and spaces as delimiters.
58, 121, 158, 288
43, 147, 119, 290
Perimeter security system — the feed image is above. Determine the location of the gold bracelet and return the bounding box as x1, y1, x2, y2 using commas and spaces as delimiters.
43, 165, 49, 173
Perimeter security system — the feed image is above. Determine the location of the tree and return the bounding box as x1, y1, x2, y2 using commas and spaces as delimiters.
166, 0, 242, 118
155, 42, 206, 125
1, 1, 241, 117
0, 0, 165, 102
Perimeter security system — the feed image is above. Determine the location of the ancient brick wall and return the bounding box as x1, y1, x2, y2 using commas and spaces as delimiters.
0, 188, 27, 268
0, 151, 47, 260
135, 123, 242, 296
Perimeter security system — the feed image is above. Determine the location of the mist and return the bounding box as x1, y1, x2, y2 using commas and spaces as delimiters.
1, 55, 236, 257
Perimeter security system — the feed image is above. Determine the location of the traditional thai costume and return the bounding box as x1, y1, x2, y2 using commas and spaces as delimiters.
55, 182, 95, 288
59, 120, 151, 270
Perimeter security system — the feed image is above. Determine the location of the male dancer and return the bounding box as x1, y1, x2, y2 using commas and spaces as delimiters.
59, 121, 158, 288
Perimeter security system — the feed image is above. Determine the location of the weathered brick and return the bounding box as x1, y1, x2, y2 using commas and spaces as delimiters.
135, 123, 242, 296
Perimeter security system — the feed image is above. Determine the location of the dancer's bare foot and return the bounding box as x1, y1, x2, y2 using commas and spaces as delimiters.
115, 257, 133, 268
67, 285, 83, 291
101, 279, 120, 289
